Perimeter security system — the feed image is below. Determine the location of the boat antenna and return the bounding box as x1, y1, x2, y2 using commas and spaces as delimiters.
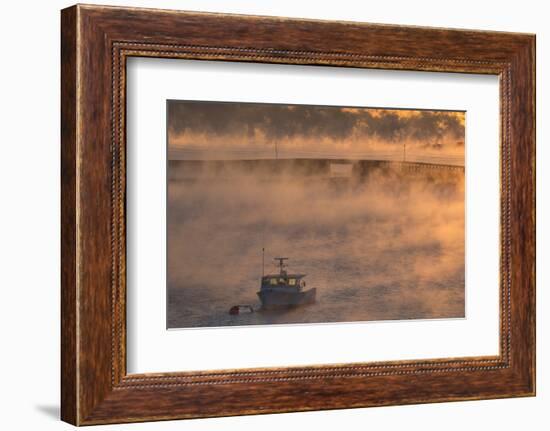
262, 247, 265, 276
261, 226, 266, 277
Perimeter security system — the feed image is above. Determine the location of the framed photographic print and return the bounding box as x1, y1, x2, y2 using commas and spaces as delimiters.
61, 4, 535, 425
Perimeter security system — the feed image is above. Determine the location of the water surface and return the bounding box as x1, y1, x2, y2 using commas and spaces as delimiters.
167, 160, 464, 328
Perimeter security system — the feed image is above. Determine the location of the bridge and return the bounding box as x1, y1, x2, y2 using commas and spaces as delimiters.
168, 157, 464, 182
365, 159, 464, 173
169, 146, 464, 168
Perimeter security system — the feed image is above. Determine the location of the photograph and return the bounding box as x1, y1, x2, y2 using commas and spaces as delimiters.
166, 100, 466, 329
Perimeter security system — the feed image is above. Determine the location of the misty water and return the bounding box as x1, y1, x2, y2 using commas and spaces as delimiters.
167, 159, 465, 329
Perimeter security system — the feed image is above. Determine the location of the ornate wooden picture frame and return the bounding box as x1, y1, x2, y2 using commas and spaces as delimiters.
61, 4, 535, 425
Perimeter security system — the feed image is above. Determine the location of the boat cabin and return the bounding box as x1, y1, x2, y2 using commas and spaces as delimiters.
257, 257, 316, 309
261, 274, 306, 290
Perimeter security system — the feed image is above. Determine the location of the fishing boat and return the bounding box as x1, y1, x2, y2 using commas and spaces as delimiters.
257, 257, 316, 309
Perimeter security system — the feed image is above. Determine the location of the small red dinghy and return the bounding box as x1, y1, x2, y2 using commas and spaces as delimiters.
229, 305, 255, 315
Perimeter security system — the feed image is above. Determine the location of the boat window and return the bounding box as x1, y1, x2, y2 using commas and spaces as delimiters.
288, 278, 296, 285
270, 278, 277, 285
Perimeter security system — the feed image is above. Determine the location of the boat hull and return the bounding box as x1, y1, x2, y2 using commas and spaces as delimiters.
257, 287, 316, 310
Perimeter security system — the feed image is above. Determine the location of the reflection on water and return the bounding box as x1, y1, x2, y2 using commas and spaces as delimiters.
167, 160, 464, 329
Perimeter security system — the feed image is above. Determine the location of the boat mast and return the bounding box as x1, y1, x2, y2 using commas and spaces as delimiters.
274, 257, 289, 276
262, 247, 265, 276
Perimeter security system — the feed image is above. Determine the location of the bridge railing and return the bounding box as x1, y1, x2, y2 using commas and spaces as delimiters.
169, 146, 465, 167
